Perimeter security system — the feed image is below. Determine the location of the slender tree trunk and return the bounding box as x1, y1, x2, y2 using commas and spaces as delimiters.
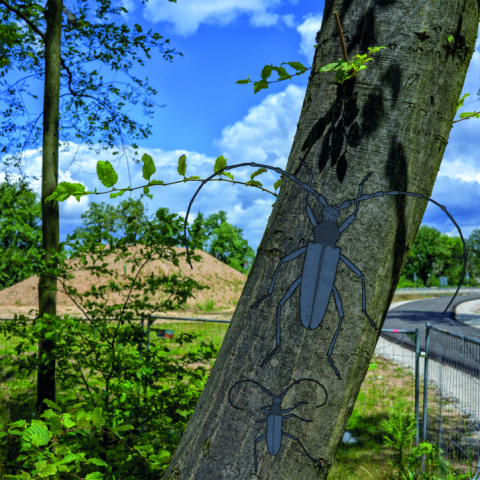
163, 1, 479, 478
37, 0, 62, 419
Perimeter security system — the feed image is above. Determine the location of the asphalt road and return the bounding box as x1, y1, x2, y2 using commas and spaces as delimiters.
382, 294, 480, 378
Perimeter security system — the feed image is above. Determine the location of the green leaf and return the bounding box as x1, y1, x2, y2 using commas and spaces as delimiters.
149, 179, 164, 185
213, 156, 227, 174
141, 153, 156, 181
273, 178, 282, 191
186, 176, 201, 181
96, 161, 118, 188
245, 180, 262, 188
253, 79, 269, 94
177, 154, 187, 176
44, 182, 92, 205
43, 398, 62, 412
456, 93, 470, 112
319, 60, 346, 73
110, 189, 126, 199
459, 111, 479, 119
85, 472, 104, 480
35, 461, 57, 477
223, 172, 234, 181
280, 61, 308, 74
236, 78, 250, 84
21, 425, 51, 447
250, 168, 267, 180
448, 35, 454, 43
260, 64, 274, 81
143, 186, 153, 200
269, 66, 291, 81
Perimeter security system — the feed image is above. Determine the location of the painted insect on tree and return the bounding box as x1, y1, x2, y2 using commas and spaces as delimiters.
228, 377, 328, 474
183, 161, 467, 379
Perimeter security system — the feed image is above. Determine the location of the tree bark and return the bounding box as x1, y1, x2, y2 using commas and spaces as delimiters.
36, 0, 62, 419
163, 0, 479, 478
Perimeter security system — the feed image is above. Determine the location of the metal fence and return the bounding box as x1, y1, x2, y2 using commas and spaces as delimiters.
1, 315, 480, 478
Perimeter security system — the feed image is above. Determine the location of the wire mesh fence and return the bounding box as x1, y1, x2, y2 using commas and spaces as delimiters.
1, 315, 480, 478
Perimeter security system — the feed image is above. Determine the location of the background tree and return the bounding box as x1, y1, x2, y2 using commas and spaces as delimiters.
0, 173, 70, 290
192, 210, 255, 273
0, 0, 181, 418
189, 211, 207, 250
398, 227, 480, 288
161, 1, 480, 478
466, 228, 480, 283
112, 198, 150, 244
400, 226, 449, 287
70, 200, 120, 248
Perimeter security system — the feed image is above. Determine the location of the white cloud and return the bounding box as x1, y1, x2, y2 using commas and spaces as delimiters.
296, 13, 322, 65
142, 0, 285, 37
213, 83, 305, 169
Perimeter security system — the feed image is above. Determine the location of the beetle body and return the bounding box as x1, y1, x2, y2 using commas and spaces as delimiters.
265, 396, 283, 454
228, 378, 327, 475
301, 242, 340, 330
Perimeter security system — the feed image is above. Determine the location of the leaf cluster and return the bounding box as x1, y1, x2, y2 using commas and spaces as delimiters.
0, 210, 217, 479
44, 153, 283, 206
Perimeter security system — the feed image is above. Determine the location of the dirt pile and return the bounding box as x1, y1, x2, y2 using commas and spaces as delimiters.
0, 245, 247, 321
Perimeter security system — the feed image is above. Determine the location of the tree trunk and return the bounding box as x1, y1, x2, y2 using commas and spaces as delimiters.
163, 1, 479, 478
37, 0, 62, 419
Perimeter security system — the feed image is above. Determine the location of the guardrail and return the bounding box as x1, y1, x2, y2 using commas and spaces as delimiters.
395, 287, 480, 295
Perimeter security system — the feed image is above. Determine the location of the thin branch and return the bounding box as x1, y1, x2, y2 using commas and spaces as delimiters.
0, 0, 46, 42
71, 177, 280, 202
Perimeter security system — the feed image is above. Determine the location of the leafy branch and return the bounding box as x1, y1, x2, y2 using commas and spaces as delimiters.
44, 153, 284, 206
236, 15, 479, 122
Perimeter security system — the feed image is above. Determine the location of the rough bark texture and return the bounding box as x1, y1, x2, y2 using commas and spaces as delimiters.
37, 0, 62, 418
163, 0, 480, 478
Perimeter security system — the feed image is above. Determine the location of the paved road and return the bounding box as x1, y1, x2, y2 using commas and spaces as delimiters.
382, 294, 480, 377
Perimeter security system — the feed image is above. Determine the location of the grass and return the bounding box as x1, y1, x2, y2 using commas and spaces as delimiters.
1, 292, 478, 479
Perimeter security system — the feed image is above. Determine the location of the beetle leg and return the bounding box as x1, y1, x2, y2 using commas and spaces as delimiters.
280, 401, 308, 414
281, 432, 324, 466
255, 419, 268, 423
282, 414, 312, 423
339, 254, 376, 329
253, 433, 267, 474
328, 284, 344, 380
251, 248, 307, 309
259, 275, 302, 367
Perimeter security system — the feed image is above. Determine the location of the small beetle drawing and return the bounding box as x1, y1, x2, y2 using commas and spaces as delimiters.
183, 161, 466, 379
228, 377, 327, 475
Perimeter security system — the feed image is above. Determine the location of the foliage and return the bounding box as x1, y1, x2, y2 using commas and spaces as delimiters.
399, 226, 480, 288
195, 210, 255, 274
0, 0, 181, 177
0, 210, 215, 479
317, 46, 386, 84
1, 398, 169, 480
43, 154, 282, 206
189, 211, 208, 251
0, 174, 69, 291
379, 397, 417, 472
399, 442, 469, 480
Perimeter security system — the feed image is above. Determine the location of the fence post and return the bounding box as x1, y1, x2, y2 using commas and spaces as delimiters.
422, 322, 431, 474
415, 328, 420, 447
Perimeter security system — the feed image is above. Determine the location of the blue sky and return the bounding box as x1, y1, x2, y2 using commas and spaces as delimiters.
2, 0, 480, 260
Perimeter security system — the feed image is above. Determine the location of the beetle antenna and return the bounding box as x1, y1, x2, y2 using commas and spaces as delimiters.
183, 162, 329, 268
338, 189, 467, 315
228, 379, 275, 410
280, 378, 328, 408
